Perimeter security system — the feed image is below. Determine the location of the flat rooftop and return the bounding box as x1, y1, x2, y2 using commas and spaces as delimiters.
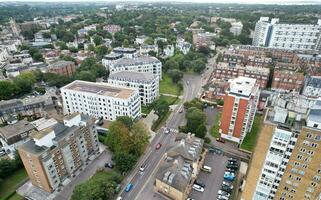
62, 80, 136, 99
229, 76, 257, 97
113, 56, 160, 67
109, 71, 156, 82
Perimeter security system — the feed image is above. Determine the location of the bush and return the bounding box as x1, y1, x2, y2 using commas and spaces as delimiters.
204, 137, 211, 144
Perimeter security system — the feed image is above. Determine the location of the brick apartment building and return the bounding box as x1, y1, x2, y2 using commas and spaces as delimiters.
271, 70, 305, 92
48, 60, 76, 77
219, 77, 260, 143
18, 113, 99, 193
214, 62, 270, 88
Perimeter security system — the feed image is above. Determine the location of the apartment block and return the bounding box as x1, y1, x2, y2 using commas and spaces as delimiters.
219, 77, 260, 143
271, 70, 304, 92
214, 62, 270, 88
18, 113, 99, 193
253, 17, 321, 51
61, 80, 141, 121
48, 60, 76, 77
241, 94, 320, 200
109, 56, 162, 79
112, 47, 138, 59
108, 71, 159, 105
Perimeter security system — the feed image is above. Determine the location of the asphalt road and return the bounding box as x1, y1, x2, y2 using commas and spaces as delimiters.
118, 64, 213, 200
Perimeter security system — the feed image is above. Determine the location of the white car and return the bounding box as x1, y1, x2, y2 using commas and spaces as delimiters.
218, 190, 231, 197
192, 184, 205, 192
218, 195, 229, 200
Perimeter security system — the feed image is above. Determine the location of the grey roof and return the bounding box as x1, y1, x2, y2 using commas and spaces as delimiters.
112, 47, 136, 53
0, 120, 34, 140
306, 76, 321, 89
308, 100, 321, 124
49, 60, 74, 68
108, 71, 156, 82
113, 56, 161, 67
156, 155, 193, 192
0, 99, 23, 111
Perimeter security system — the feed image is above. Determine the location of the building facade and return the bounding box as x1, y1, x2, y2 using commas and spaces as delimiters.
48, 60, 76, 77
271, 70, 305, 92
108, 71, 159, 105
112, 47, 138, 59
242, 97, 321, 200
61, 80, 141, 121
18, 113, 99, 193
253, 17, 321, 51
219, 77, 260, 143
110, 56, 162, 79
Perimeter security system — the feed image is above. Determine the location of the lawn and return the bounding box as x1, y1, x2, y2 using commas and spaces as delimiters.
210, 112, 221, 138
158, 95, 179, 105
7, 192, 24, 200
0, 168, 28, 199
240, 115, 262, 152
159, 74, 181, 96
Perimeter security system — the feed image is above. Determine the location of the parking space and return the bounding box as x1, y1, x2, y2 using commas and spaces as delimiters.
188, 152, 229, 200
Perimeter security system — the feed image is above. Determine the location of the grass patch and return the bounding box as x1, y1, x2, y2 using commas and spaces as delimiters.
141, 105, 153, 115
240, 115, 262, 152
151, 110, 172, 131
210, 112, 221, 138
7, 192, 24, 200
159, 74, 181, 96
158, 95, 179, 105
0, 168, 28, 199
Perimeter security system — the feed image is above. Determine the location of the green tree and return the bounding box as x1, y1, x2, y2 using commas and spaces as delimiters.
122, 39, 129, 47
153, 97, 170, 117
163, 59, 179, 72
93, 35, 103, 46
95, 45, 108, 57
0, 81, 19, 100
186, 107, 207, 135
168, 69, 183, 83
74, 71, 96, 82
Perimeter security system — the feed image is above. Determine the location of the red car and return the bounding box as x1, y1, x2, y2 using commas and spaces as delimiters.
156, 143, 162, 150
216, 137, 225, 143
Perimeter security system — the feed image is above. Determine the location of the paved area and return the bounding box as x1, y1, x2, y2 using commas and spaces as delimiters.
189, 152, 229, 200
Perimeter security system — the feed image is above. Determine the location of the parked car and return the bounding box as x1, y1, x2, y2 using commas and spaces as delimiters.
125, 183, 133, 192
201, 165, 212, 173
216, 137, 226, 143
165, 128, 170, 134
156, 143, 162, 150
224, 172, 235, 181
194, 179, 206, 188
217, 195, 229, 200
228, 158, 237, 162
225, 168, 236, 173
179, 108, 184, 113
221, 185, 233, 193
192, 184, 205, 192
218, 190, 231, 197
222, 181, 234, 189
105, 163, 114, 168
226, 164, 238, 170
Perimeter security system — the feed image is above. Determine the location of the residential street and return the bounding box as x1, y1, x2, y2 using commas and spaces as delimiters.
118, 58, 214, 200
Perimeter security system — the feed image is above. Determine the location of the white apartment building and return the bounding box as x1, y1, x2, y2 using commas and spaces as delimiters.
112, 47, 138, 59
253, 17, 321, 51
61, 80, 141, 121
110, 56, 162, 79
139, 44, 158, 55
162, 44, 175, 58
108, 71, 159, 105
253, 125, 296, 200
0, 47, 9, 63
303, 76, 321, 98
102, 53, 123, 70
230, 21, 243, 36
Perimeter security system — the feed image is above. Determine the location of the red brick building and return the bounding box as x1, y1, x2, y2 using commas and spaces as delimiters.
48, 60, 76, 77
271, 70, 304, 92
219, 77, 260, 143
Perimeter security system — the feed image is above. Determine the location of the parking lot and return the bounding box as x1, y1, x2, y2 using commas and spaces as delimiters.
188, 152, 231, 200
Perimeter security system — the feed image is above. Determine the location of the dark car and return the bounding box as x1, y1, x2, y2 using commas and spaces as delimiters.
105, 163, 114, 168
221, 185, 233, 193
194, 180, 206, 188
216, 137, 226, 143
226, 164, 238, 170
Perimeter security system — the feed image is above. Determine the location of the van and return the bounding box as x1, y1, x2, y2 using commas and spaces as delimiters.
201, 165, 212, 173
